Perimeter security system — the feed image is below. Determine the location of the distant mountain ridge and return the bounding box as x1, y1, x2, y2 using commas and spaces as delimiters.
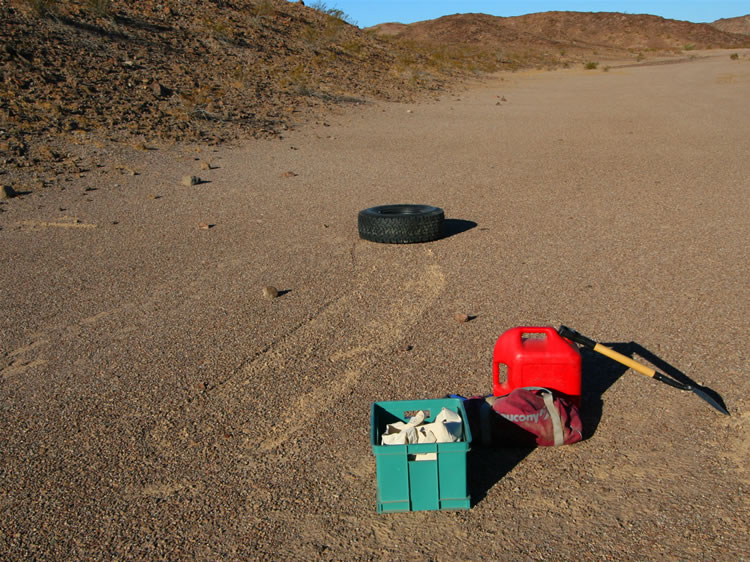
369, 11, 750, 53
711, 14, 750, 35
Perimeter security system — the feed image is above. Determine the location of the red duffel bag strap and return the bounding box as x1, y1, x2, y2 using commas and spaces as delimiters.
491, 387, 583, 447
541, 389, 564, 446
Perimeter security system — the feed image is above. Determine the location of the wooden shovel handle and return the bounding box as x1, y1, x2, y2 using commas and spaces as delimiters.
558, 325, 656, 378
558, 326, 726, 412
593, 343, 656, 378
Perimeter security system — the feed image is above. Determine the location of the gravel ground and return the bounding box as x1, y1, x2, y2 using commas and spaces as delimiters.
1, 51, 749, 560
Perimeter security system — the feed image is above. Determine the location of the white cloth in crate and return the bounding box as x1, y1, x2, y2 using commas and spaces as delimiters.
381, 407, 463, 458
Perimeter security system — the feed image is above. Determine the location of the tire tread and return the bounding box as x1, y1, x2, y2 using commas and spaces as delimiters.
358, 206, 444, 244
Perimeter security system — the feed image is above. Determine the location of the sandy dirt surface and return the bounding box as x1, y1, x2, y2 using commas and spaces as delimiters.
1, 51, 749, 559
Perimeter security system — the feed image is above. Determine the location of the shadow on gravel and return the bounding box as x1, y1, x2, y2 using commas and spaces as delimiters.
582, 340, 729, 430
580, 342, 630, 439
5, 189, 33, 198
628, 341, 728, 414
470, 342, 630, 507
442, 219, 477, 239
469, 339, 728, 506
469, 446, 535, 507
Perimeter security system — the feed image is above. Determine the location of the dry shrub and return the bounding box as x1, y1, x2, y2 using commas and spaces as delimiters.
254, 0, 275, 18
308, 1, 357, 26
86, 0, 111, 16
25, 0, 56, 17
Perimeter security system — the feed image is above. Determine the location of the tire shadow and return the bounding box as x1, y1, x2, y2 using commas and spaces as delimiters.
442, 219, 477, 239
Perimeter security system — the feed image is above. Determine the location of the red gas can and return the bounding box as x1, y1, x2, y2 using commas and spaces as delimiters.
492, 327, 581, 405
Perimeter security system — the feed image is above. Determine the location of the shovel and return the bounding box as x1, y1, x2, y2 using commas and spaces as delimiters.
558, 326, 729, 415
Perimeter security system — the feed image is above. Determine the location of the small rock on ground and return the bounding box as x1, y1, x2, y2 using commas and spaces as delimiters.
182, 175, 200, 186
262, 286, 279, 299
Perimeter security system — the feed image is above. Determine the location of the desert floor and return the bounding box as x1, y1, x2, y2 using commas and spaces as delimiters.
1, 50, 749, 560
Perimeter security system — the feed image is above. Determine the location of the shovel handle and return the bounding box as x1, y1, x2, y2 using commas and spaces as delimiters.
558, 325, 655, 378
558, 327, 724, 412
592, 343, 656, 378
595, 343, 692, 389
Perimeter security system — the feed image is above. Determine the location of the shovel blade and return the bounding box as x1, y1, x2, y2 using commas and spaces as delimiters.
691, 386, 729, 416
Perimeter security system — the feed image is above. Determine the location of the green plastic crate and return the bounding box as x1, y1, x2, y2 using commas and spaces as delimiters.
370, 398, 472, 513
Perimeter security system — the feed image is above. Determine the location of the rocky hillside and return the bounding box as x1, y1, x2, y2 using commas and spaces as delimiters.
0, 0, 463, 179
711, 15, 750, 35
3, 2, 749, 185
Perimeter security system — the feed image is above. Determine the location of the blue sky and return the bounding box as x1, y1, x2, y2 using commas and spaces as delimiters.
305, 1, 749, 28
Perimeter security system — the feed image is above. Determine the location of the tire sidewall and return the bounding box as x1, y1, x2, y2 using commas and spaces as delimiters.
357, 204, 445, 244
360, 204, 443, 219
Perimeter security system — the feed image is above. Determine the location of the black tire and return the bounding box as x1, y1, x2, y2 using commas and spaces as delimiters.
358, 204, 445, 244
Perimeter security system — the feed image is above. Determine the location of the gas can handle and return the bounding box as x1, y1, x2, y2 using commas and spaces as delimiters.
519, 326, 558, 341
558, 325, 596, 349
492, 360, 510, 396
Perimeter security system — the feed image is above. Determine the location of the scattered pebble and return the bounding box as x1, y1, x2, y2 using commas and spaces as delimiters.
399, 344, 413, 352
182, 175, 200, 186
454, 313, 470, 323
281, 171, 298, 178
1, 185, 17, 199
151, 82, 172, 98
37, 146, 57, 160
198, 222, 211, 230
200, 161, 211, 170
262, 286, 279, 299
